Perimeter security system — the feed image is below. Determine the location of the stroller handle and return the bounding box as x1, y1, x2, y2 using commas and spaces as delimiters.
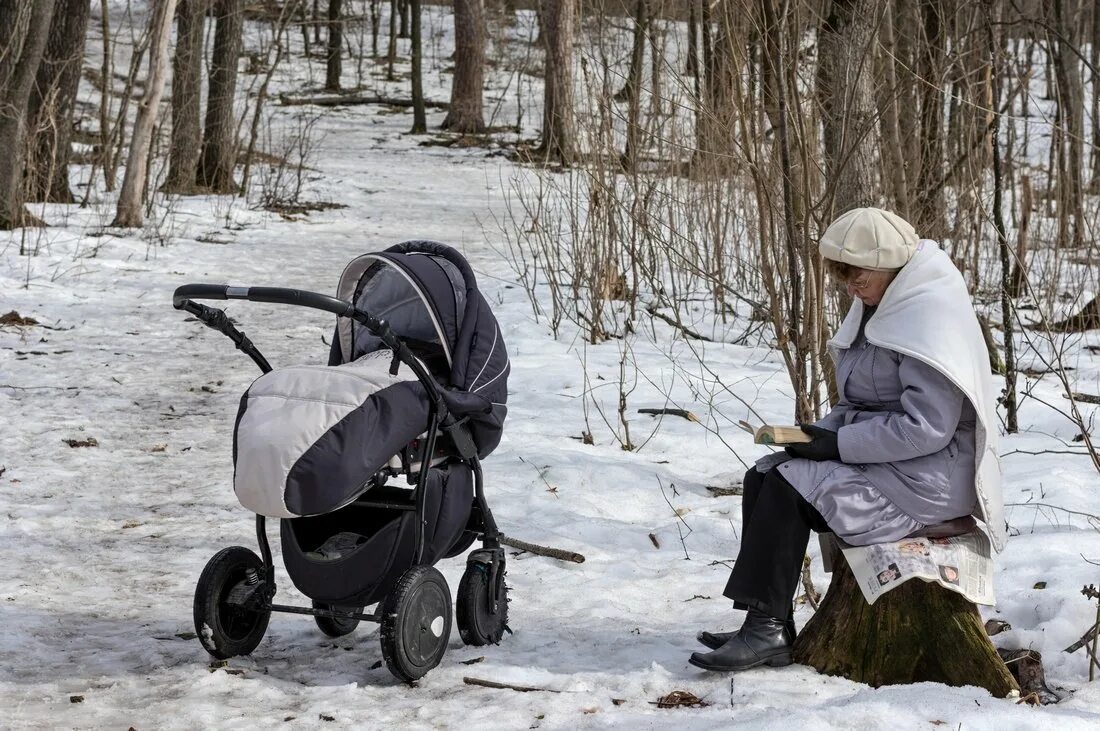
172, 283, 461, 429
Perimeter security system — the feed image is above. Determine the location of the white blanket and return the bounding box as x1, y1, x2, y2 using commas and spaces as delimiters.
828, 240, 1006, 551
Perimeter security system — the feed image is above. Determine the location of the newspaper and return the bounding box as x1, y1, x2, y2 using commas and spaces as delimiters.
829, 530, 995, 606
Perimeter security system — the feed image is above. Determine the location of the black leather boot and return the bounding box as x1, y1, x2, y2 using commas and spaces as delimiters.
689, 608, 793, 671
696, 614, 797, 651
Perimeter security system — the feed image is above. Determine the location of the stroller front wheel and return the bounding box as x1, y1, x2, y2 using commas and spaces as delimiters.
193, 546, 271, 660
379, 565, 452, 682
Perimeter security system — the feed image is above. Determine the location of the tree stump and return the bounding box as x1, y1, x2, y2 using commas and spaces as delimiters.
792, 549, 1018, 697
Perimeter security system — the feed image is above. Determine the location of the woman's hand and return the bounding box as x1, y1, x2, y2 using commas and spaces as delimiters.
784, 424, 840, 461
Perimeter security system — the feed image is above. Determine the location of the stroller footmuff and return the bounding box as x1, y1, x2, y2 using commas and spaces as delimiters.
175, 241, 510, 682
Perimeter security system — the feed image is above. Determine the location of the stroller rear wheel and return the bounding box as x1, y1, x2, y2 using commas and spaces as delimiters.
193, 546, 271, 659
457, 555, 509, 646
380, 565, 452, 682
312, 600, 363, 637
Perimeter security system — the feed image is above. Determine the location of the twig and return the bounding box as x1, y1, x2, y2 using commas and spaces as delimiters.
499, 534, 585, 564
658, 476, 692, 560
463, 677, 561, 693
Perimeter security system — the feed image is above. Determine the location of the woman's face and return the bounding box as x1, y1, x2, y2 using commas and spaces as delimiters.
846, 268, 897, 306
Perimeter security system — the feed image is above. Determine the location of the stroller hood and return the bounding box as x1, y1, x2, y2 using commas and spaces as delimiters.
331, 241, 509, 457
232, 349, 430, 518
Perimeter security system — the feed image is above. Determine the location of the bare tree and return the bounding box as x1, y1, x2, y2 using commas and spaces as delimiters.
24, 0, 90, 204
913, 0, 947, 240
1047, 0, 1084, 248
442, 0, 487, 133
325, 0, 342, 91
164, 0, 208, 193
410, 0, 426, 132
538, 0, 575, 165
197, 0, 243, 192
0, 0, 55, 229
113, 0, 178, 227
817, 0, 882, 216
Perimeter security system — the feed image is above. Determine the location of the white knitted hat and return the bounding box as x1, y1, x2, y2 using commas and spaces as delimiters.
818, 208, 919, 270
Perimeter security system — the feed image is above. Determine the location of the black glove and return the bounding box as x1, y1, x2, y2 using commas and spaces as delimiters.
784, 424, 840, 462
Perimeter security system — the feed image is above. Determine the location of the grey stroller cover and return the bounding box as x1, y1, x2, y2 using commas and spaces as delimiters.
231, 241, 509, 519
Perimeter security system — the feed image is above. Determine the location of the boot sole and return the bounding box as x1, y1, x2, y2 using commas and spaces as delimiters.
688, 651, 792, 672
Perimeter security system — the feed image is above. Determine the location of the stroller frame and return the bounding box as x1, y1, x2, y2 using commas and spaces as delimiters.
174, 282, 507, 677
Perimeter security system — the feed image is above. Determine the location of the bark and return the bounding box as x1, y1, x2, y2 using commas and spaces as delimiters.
398, 0, 409, 38
914, 0, 947, 240
112, 0, 178, 228
0, 0, 56, 230
538, 0, 575, 165
325, 0, 342, 91
793, 549, 1019, 697
409, 0, 426, 132
24, 0, 89, 204
817, 0, 881, 216
197, 0, 244, 192
442, 0, 486, 133
164, 0, 207, 193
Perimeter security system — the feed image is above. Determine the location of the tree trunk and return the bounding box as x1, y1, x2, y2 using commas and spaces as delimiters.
874, 0, 909, 217
0, 0, 56, 230
442, 0, 486, 132
112, 0, 178, 228
24, 0, 89, 204
387, 0, 398, 80
1049, 0, 1084, 248
398, 0, 409, 39
615, 0, 647, 104
197, 0, 243, 193
539, 0, 575, 165
817, 0, 881, 216
409, 0, 426, 133
1090, 3, 1100, 190
914, 0, 946, 240
792, 549, 1019, 697
164, 0, 207, 193
325, 0, 342, 91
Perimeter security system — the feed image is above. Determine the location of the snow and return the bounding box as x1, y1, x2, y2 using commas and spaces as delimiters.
2, 3, 1100, 729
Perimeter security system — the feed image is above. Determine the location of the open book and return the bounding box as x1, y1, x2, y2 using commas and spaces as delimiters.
737, 420, 812, 445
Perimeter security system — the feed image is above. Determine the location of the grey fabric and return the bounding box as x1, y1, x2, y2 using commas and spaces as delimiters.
233, 349, 424, 518
775, 308, 979, 546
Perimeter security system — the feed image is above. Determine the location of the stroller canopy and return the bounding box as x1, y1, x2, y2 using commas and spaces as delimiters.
332, 241, 510, 455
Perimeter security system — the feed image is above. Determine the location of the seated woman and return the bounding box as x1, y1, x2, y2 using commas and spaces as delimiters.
690, 207, 1004, 672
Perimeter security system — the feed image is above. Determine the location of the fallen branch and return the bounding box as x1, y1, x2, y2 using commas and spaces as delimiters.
1065, 391, 1100, 405
1064, 620, 1100, 653
499, 534, 585, 564
638, 408, 698, 422
463, 677, 560, 693
278, 92, 449, 110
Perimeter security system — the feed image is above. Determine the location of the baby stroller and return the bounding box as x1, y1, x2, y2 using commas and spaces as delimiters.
173, 241, 511, 682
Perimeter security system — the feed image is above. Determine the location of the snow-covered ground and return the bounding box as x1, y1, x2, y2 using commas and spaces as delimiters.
2, 4, 1100, 730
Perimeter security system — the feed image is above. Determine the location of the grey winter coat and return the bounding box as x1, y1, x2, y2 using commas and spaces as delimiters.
765, 307, 979, 546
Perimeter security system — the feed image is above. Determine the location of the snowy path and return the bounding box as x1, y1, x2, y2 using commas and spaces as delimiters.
3, 62, 1100, 731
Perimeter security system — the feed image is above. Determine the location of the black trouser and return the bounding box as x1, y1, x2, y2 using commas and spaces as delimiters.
722, 466, 830, 619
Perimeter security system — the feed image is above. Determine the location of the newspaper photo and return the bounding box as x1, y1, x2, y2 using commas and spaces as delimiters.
838, 530, 995, 606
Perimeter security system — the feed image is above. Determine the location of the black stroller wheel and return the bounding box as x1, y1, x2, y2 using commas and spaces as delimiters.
380, 566, 452, 682
457, 562, 509, 646
313, 600, 363, 638
193, 546, 271, 660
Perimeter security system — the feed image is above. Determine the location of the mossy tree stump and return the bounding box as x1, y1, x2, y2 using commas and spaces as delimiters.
792, 551, 1018, 697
